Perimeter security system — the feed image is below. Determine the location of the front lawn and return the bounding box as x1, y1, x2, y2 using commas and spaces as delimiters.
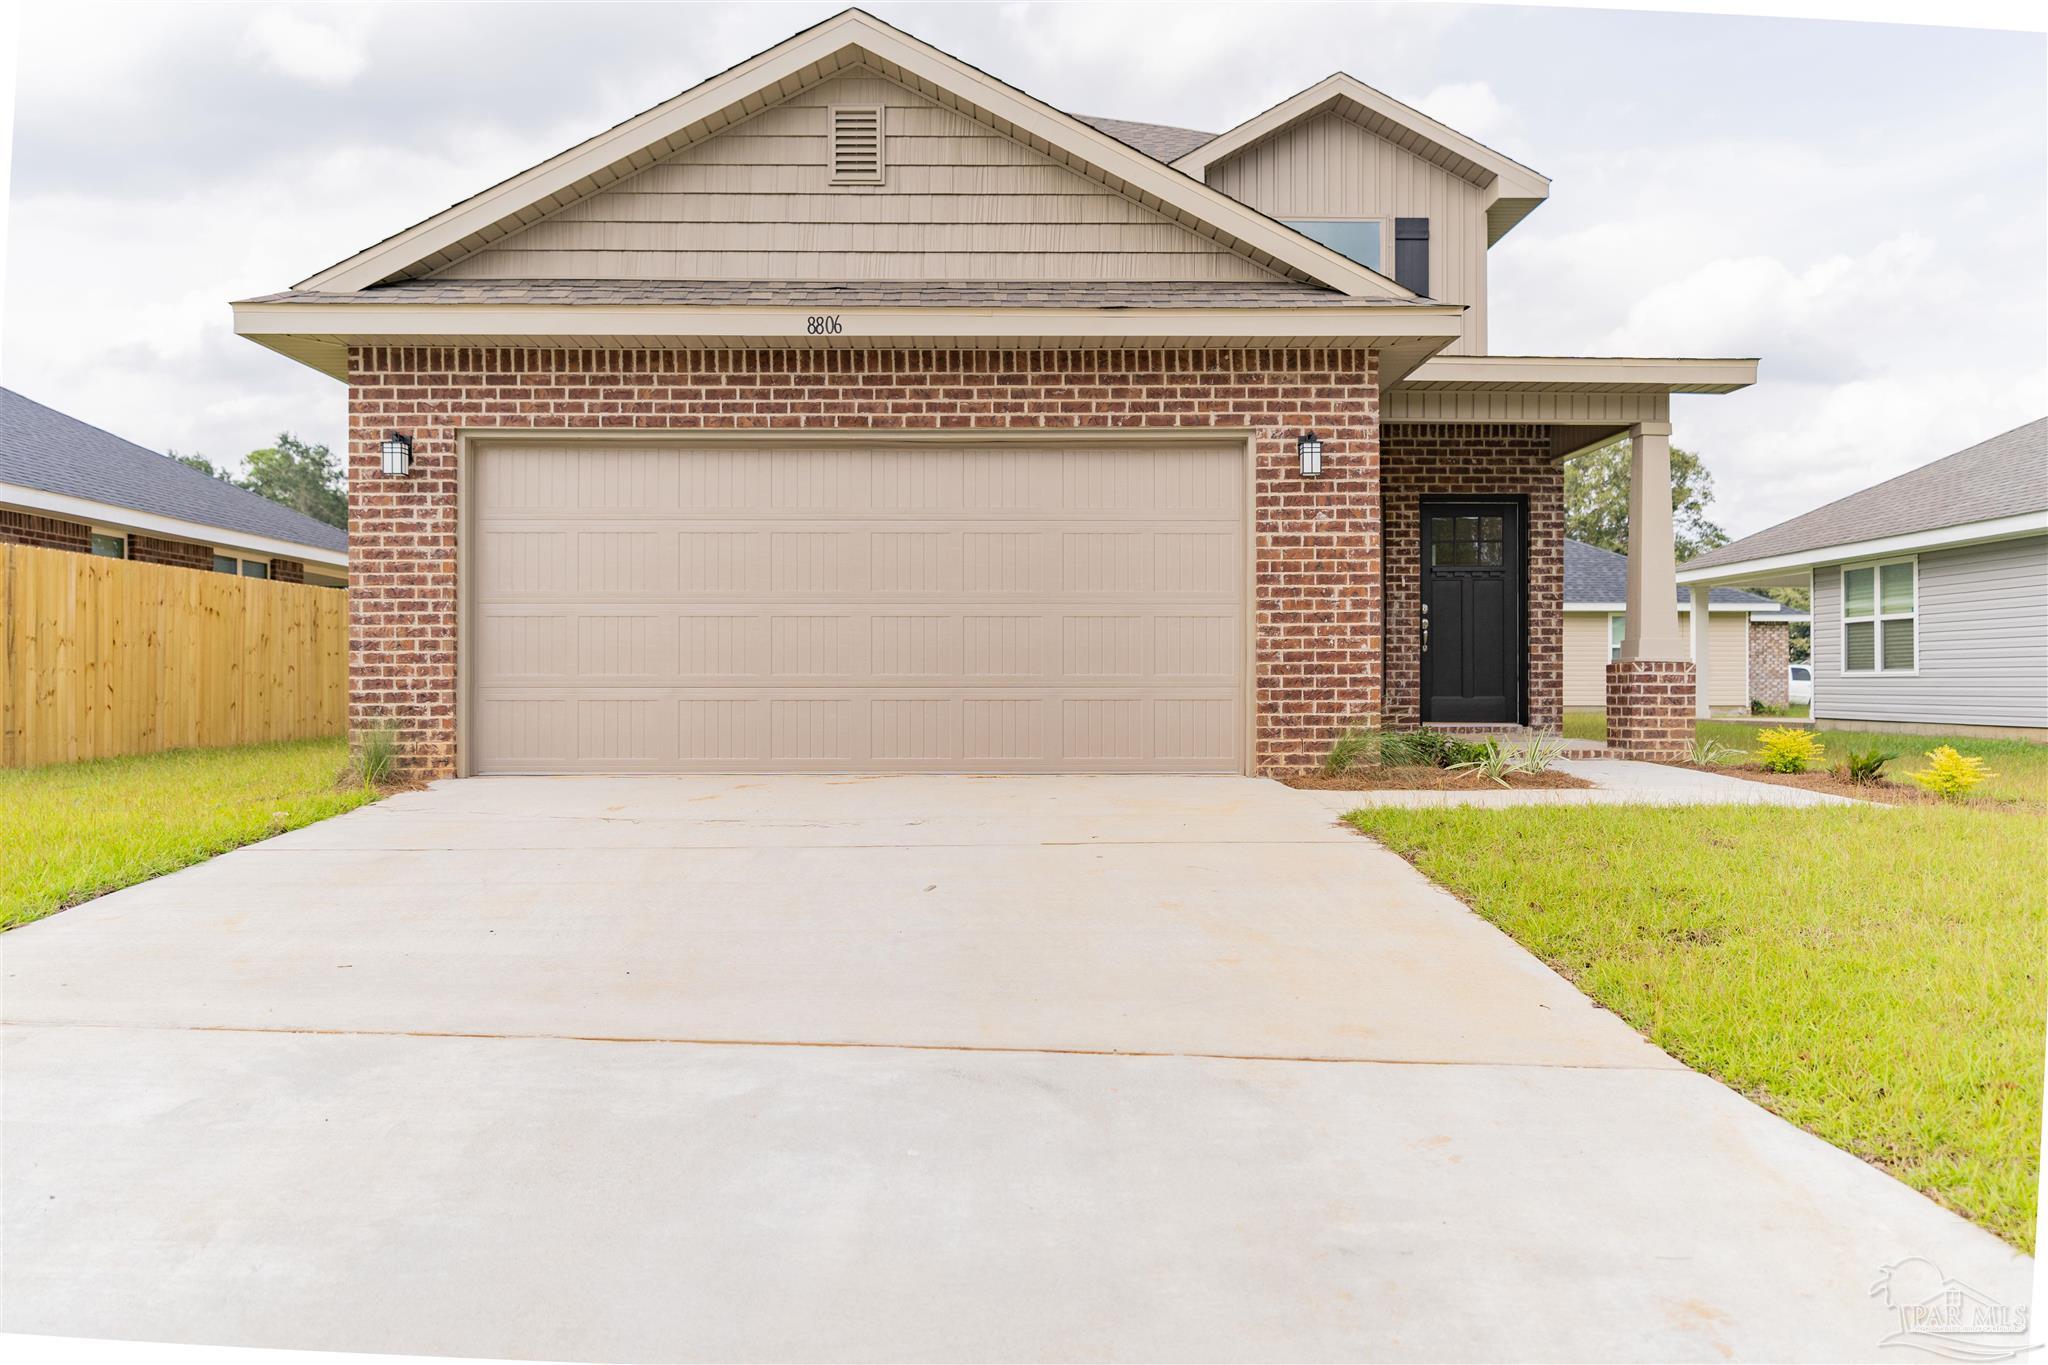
0, 738, 376, 931
1562, 713, 2048, 806
1348, 802, 2047, 1249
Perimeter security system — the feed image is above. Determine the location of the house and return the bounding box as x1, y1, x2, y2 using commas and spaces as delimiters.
229, 8, 1756, 776
1562, 539, 1791, 714
0, 388, 348, 585
1679, 419, 2046, 738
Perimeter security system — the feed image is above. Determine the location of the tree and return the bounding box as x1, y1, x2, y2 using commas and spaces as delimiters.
169, 450, 233, 481
1564, 437, 1731, 562
239, 434, 347, 529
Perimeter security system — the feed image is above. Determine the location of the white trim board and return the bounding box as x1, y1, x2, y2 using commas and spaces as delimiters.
0, 486, 348, 568
1678, 513, 2048, 585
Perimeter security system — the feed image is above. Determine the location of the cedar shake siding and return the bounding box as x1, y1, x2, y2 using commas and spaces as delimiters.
0, 508, 91, 553
1380, 423, 1563, 730
346, 346, 1383, 778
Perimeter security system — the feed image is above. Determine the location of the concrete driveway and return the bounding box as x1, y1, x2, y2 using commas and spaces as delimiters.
2, 776, 2030, 1360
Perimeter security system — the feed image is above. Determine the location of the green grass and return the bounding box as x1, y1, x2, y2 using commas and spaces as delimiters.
0, 738, 377, 931
1561, 713, 2048, 806
1347, 802, 2048, 1249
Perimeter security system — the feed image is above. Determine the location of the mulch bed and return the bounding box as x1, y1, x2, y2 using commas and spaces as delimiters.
1287, 767, 1594, 792
1674, 763, 1941, 806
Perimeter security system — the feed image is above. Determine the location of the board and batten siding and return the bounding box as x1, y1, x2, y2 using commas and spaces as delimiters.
436, 72, 1284, 284
1203, 110, 1492, 352
1563, 609, 1753, 710
1811, 535, 2048, 728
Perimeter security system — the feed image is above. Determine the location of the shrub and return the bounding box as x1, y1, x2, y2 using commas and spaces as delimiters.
1447, 739, 1513, 787
1754, 728, 1825, 774
1322, 728, 1377, 776
1379, 729, 1456, 768
1839, 746, 1900, 785
352, 724, 400, 788
1909, 746, 1994, 801
1690, 735, 1743, 766
1512, 734, 1568, 775
1750, 700, 1790, 717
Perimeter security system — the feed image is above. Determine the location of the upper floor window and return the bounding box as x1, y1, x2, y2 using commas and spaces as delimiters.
1284, 219, 1383, 271
1841, 559, 1915, 673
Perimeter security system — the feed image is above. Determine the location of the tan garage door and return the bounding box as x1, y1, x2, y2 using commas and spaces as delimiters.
468, 442, 1244, 773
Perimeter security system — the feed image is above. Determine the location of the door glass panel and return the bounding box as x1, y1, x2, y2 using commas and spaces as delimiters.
1879, 562, 1915, 614
1429, 517, 1456, 565
1842, 567, 1874, 616
1844, 620, 1876, 670
1881, 619, 1915, 671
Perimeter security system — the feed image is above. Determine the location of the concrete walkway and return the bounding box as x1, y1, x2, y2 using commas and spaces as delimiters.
2, 776, 2027, 1361
1297, 755, 1860, 811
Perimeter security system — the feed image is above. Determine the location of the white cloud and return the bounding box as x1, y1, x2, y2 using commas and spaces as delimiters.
244, 10, 370, 87
1415, 81, 1516, 146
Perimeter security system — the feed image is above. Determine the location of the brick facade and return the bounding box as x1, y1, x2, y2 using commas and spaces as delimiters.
1748, 619, 1790, 707
0, 507, 91, 553
127, 533, 213, 571
1606, 658, 1697, 758
269, 558, 307, 584
1380, 423, 1564, 731
347, 346, 1383, 778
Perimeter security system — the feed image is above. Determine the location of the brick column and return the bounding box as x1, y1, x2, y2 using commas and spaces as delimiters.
1606, 658, 1696, 759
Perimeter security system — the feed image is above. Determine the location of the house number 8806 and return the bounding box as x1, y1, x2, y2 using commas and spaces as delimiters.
805, 315, 844, 335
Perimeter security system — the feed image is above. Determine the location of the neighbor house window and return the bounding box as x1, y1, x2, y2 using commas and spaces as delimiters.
90, 533, 126, 559
1841, 559, 1915, 673
240, 559, 268, 579
1608, 614, 1625, 663
212, 554, 237, 575
1284, 219, 1385, 271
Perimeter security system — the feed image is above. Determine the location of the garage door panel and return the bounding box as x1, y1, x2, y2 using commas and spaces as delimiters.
471, 444, 1243, 774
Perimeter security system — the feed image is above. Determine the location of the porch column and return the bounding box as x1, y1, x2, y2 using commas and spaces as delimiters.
1690, 584, 1714, 718
1604, 419, 1697, 759
1619, 421, 1686, 662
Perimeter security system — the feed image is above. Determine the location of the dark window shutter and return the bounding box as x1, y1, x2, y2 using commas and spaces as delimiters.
1394, 217, 1430, 295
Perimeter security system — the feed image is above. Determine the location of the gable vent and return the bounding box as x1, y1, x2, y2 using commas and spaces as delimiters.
829, 105, 884, 185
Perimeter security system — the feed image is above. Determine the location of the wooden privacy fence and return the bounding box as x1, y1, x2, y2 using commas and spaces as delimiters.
1, 544, 347, 768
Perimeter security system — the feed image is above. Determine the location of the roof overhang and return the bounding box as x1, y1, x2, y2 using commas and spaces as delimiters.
1677, 510, 2048, 589
0, 484, 349, 568
1385, 354, 1760, 456
1173, 74, 1552, 244
231, 299, 1467, 383
290, 9, 1409, 300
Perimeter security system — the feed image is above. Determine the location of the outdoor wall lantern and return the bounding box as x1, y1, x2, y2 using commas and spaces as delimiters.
1297, 431, 1324, 478
381, 431, 414, 477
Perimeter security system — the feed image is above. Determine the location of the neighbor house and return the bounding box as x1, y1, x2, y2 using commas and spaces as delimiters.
1679, 418, 2046, 738
1561, 539, 1791, 715
230, 8, 1755, 776
0, 388, 348, 585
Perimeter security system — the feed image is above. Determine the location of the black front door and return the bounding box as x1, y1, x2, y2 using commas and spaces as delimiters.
1421, 500, 1524, 723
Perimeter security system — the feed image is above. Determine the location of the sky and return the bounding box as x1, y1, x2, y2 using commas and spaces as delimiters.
2, 1, 2043, 537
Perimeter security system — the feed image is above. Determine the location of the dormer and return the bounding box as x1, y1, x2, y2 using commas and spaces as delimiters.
1177, 74, 1550, 355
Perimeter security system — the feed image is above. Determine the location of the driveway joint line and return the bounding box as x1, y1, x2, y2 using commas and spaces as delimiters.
0, 1018, 1679, 1072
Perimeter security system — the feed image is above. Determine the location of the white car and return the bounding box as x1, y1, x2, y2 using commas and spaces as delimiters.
1788, 664, 1813, 705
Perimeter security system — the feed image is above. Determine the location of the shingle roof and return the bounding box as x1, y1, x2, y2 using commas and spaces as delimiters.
1565, 538, 1775, 608
1685, 418, 2048, 571
0, 389, 348, 555
1073, 114, 1215, 163
243, 278, 1410, 308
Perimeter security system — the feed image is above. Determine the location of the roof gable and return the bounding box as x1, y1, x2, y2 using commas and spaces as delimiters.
431, 67, 1285, 285
1175, 73, 1550, 245
296, 10, 1409, 298
0, 389, 348, 555
1685, 418, 2048, 572
1564, 538, 1774, 608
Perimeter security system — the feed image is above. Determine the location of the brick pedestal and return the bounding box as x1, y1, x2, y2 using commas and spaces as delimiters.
1748, 620, 1790, 707
1606, 658, 1696, 759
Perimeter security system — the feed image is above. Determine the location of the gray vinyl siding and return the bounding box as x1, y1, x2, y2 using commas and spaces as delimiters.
1811, 535, 2048, 728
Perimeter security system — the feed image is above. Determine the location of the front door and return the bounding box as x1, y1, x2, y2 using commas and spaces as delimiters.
1421, 500, 1524, 723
